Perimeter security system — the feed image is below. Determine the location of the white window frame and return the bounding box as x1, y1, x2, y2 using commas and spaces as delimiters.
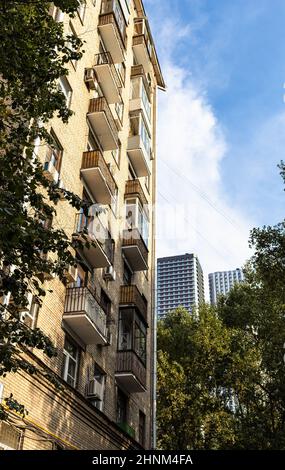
51, 5, 64, 22
77, 0, 87, 23
67, 23, 79, 70
20, 295, 40, 330
62, 339, 79, 388
93, 373, 106, 412
59, 76, 73, 109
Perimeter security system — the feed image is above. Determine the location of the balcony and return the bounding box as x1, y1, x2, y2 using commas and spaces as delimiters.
93, 52, 121, 104
115, 350, 146, 393
128, 113, 151, 177
98, 0, 127, 64
130, 69, 151, 131
87, 97, 118, 151
73, 213, 113, 269
81, 151, 116, 204
124, 179, 147, 206
122, 228, 148, 272
120, 285, 147, 323
132, 19, 152, 73
63, 287, 107, 345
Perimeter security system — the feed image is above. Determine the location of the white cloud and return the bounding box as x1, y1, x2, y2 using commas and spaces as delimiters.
152, 22, 254, 299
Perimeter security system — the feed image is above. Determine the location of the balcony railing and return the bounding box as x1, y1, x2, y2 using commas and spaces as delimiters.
132, 19, 152, 72
122, 228, 148, 272
125, 179, 147, 206
120, 285, 147, 323
116, 350, 147, 391
81, 150, 116, 203
74, 213, 113, 268
94, 52, 121, 89
131, 65, 151, 97
63, 287, 107, 345
93, 52, 121, 104
88, 97, 118, 137
99, 0, 127, 63
87, 97, 118, 151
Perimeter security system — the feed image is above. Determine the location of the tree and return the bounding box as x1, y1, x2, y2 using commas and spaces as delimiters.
157, 306, 258, 449
0, 1, 88, 419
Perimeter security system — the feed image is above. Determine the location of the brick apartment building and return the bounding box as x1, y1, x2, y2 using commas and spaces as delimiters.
0, 0, 164, 450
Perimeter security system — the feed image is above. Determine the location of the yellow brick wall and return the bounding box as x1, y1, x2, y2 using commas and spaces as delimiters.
0, 0, 162, 450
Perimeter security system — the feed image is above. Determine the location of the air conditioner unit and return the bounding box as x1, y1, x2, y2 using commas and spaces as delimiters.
85, 379, 102, 400
103, 266, 116, 281
43, 161, 59, 183
84, 68, 96, 89
65, 265, 78, 283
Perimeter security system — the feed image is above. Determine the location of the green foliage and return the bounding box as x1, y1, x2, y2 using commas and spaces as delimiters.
157, 164, 285, 449
0, 1, 87, 409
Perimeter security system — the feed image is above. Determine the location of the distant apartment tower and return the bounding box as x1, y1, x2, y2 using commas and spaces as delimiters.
157, 254, 205, 319
209, 268, 244, 305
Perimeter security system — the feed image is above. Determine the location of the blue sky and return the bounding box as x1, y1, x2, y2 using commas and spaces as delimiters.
144, 0, 285, 294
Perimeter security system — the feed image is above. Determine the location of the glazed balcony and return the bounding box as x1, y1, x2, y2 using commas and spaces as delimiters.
120, 285, 147, 323
132, 18, 152, 73
93, 52, 121, 104
63, 287, 107, 345
128, 112, 151, 177
98, 0, 127, 63
122, 228, 148, 272
115, 350, 146, 393
124, 179, 147, 206
87, 97, 118, 151
130, 73, 151, 131
73, 213, 113, 269
81, 150, 116, 204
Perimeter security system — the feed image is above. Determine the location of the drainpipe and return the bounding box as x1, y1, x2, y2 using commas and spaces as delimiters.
150, 85, 158, 450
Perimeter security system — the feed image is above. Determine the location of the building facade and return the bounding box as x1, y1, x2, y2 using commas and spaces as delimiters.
157, 254, 205, 319
208, 268, 244, 305
0, 0, 164, 450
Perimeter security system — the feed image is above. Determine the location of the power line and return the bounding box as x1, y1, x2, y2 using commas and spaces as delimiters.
157, 190, 237, 265
159, 158, 241, 231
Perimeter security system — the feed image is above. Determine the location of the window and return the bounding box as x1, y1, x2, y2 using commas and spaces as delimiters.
123, 262, 132, 286
139, 411, 146, 447
111, 188, 119, 217
67, 23, 79, 69
62, 337, 79, 387
145, 175, 150, 192
116, 388, 128, 424
87, 130, 100, 152
118, 310, 146, 364
112, 143, 121, 167
129, 113, 151, 163
134, 320, 146, 364
0, 422, 20, 450
20, 296, 40, 330
77, 0, 86, 23
44, 130, 63, 176
92, 364, 106, 411
100, 289, 111, 317
115, 101, 124, 124
50, 5, 64, 22
59, 76, 72, 109
115, 62, 126, 86
101, 0, 126, 40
